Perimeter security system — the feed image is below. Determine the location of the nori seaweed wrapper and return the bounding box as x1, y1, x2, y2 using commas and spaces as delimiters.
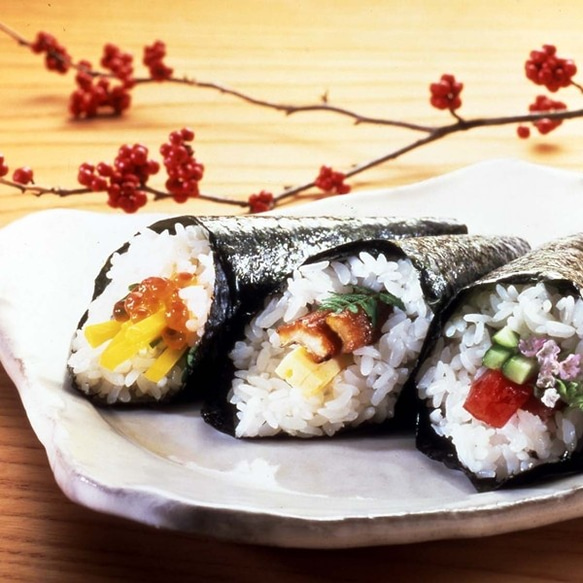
70, 214, 466, 405
179, 215, 468, 321
414, 233, 583, 491
202, 233, 530, 437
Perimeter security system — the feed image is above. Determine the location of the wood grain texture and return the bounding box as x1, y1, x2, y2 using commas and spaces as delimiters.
3, 1, 583, 580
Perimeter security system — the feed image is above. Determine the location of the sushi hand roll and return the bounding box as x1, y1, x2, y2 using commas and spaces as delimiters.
202, 234, 530, 438
415, 234, 583, 490
68, 214, 466, 405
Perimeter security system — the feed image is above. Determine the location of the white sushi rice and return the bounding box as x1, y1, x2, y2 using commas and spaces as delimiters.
68, 224, 215, 403
228, 251, 433, 438
417, 282, 583, 481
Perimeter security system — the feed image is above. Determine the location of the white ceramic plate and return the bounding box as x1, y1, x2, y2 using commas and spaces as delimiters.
2, 159, 583, 549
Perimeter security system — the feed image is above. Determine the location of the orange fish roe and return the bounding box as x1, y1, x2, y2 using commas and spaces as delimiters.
112, 273, 197, 350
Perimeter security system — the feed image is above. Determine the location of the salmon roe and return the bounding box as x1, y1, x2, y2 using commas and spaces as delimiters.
113, 273, 197, 350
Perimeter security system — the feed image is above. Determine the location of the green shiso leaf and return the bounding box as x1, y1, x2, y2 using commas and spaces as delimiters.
317, 285, 404, 327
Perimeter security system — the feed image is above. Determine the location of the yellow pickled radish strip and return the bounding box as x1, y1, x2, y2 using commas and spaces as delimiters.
101, 319, 132, 351
144, 346, 187, 383
84, 320, 122, 348
275, 346, 348, 396
99, 337, 140, 371
124, 309, 167, 343
99, 310, 167, 371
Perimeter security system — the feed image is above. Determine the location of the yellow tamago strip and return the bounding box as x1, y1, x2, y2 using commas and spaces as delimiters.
275, 346, 348, 396
144, 346, 186, 383
84, 320, 122, 348
99, 310, 167, 371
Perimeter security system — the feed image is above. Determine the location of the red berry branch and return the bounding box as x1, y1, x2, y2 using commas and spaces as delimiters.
1, 21, 583, 214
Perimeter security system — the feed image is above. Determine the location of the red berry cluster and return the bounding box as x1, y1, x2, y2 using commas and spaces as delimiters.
143, 41, 173, 81
70, 67, 132, 117
77, 144, 160, 212
160, 128, 204, 202
248, 191, 275, 213
525, 45, 577, 92
70, 44, 135, 118
26, 29, 175, 118
517, 95, 567, 138
530, 95, 567, 134
314, 166, 351, 195
429, 74, 463, 111
101, 43, 135, 87
30, 31, 71, 74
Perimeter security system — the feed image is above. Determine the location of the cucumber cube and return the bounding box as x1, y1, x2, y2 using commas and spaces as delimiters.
502, 355, 537, 385
492, 326, 520, 349
482, 345, 513, 370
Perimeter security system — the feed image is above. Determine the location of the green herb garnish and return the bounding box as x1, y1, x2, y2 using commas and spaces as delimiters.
186, 346, 198, 370
181, 346, 198, 382
318, 285, 405, 327
555, 378, 583, 410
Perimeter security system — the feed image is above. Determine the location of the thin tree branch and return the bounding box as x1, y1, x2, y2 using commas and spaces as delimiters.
1, 21, 583, 213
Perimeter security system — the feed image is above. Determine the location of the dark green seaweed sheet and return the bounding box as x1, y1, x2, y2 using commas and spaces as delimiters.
415, 233, 583, 491
190, 215, 468, 319
202, 233, 530, 437
70, 214, 466, 405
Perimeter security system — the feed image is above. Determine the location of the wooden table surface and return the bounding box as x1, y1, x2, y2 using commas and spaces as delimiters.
3, 1, 583, 580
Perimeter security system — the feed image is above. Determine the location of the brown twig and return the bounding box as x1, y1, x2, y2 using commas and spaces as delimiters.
145, 186, 249, 207
273, 107, 583, 204
0, 21, 29, 47
145, 76, 436, 133
0, 178, 90, 197
0, 178, 251, 208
